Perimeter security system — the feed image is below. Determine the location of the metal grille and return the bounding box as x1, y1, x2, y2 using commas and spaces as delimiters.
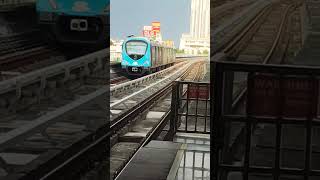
212, 61, 320, 180
170, 81, 210, 135
176, 150, 210, 179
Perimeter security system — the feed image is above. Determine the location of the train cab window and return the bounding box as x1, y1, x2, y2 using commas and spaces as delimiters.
125, 40, 148, 60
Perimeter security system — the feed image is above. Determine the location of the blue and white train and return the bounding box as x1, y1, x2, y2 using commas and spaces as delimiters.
121, 37, 176, 75
36, 0, 109, 46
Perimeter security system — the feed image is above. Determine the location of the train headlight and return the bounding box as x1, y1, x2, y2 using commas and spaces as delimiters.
48, 0, 58, 10
143, 61, 150, 66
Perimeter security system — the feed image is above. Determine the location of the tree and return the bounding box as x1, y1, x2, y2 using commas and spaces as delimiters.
176, 49, 185, 54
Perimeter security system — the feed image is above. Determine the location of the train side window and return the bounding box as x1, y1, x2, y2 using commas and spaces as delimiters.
152, 46, 156, 62
156, 46, 159, 61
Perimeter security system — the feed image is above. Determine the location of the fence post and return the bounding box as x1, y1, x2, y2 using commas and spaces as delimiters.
168, 81, 179, 140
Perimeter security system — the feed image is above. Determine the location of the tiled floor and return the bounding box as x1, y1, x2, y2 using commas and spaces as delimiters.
172, 132, 210, 180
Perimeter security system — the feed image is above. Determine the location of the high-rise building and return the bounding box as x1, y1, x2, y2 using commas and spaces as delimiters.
179, 0, 210, 55
190, 0, 210, 38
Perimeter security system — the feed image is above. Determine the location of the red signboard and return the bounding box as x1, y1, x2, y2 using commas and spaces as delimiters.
152, 21, 160, 33
248, 74, 317, 118
282, 78, 315, 117
142, 30, 152, 38
142, 26, 153, 38
188, 84, 209, 99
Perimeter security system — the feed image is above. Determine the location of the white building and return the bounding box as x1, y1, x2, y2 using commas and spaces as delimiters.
179, 0, 210, 55
110, 39, 123, 63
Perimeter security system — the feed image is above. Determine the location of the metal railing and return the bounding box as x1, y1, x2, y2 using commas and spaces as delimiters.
170, 81, 210, 135
212, 60, 320, 180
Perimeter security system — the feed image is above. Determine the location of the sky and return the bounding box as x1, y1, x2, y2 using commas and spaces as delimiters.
111, 0, 191, 47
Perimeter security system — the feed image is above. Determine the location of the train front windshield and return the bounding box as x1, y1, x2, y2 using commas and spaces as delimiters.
125, 41, 147, 60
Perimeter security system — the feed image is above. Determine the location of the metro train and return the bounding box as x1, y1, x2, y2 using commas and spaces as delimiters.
121, 37, 176, 75
36, 0, 109, 46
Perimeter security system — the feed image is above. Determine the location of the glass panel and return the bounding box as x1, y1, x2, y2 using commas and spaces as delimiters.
280, 124, 305, 169
226, 171, 243, 180
279, 175, 304, 180
249, 173, 273, 180
125, 40, 148, 55
220, 121, 246, 166
250, 123, 275, 168
311, 126, 320, 170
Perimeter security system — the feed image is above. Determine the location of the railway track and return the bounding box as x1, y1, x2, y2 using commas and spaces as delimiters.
0, 49, 109, 180
0, 31, 100, 81
110, 61, 208, 180
213, 0, 302, 104
0, 31, 45, 57
0, 31, 65, 80
0, 51, 204, 179
212, 0, 255, 32
110, 68, 130, 85
109, 57, 194, 86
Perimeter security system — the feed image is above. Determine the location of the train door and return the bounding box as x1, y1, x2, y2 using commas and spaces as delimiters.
151, 45, 156, 68
159, 47, 162, 68
166, 48, 170, 64
169, 48, 171, 64
161, 48, 167, 65
155, 46, 159, 67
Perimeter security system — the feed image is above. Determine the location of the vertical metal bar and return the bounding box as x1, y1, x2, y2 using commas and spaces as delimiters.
274, 75, 283, 180
223, 71, 234, 114
220, 70, 234, 173
176, 82, 181, 134
202, 151, 205, 180
204, 84, 209, 133
183, 151, 186, 180
304, 77, 318, 179
170, 81, 178, 137
170, 81, 182, 139
274, 121, 281, 180
192, 151, 195, 180
185, 83, 190, 132
305, 111, 311, 180
212, 62, 224, 180
244, 72, 253, 180
243, 119, 251, 180
195, 83, 200, 132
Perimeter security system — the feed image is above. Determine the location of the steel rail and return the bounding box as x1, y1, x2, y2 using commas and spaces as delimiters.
0, 48, 108, 95
110, 61, 187, 94
41, 60, 201, 180
113, 61, 207, 180
110, 62, 192, 108
224, 3, 295, 111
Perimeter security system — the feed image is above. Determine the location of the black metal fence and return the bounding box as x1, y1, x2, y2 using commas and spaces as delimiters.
170, 81, 211, 135
212, 60, 320, 180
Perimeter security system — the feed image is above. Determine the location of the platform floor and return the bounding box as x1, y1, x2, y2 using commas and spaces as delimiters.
115, 132, 211, 180
172, 132, 210, 180
116, 140, 182, 180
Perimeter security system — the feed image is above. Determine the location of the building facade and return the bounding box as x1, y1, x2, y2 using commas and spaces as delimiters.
110, 39, 123, 63
179, 0, 210, 55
